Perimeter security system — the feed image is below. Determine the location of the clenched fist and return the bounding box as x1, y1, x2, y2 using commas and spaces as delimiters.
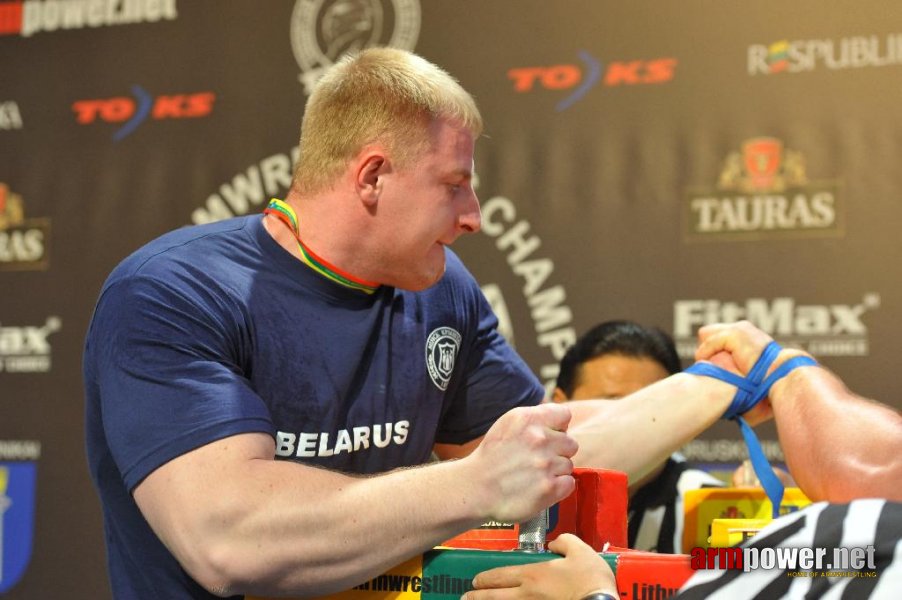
464, 403, 579, 523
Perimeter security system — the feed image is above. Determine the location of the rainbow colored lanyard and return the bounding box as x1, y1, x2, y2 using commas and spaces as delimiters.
263, 198, 379, 294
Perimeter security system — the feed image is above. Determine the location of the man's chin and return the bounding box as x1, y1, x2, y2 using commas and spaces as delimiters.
393, 262, 447, 292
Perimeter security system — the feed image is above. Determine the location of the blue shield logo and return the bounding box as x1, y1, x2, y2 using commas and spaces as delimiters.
0, 462, 36, 594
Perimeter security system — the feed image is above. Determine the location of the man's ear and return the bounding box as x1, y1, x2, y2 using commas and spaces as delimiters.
355, 151, 388, 207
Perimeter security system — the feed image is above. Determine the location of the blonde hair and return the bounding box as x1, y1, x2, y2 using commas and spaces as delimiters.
293, 47, 483, 195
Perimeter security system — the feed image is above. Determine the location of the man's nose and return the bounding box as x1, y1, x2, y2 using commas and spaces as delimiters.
458, 190, 482, 234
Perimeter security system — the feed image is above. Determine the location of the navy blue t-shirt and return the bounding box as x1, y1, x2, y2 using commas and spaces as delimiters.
83, 214, 544, 599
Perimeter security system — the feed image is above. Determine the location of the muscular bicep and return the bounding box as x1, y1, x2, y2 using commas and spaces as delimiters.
133, 433, 276, 587
134, 432, 275, 516
132, 432, 483, 596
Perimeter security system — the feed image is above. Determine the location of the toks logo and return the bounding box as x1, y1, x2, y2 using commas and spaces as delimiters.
508, 50, 678, 111
684, 137, 842, 241
72, 85, 215, 141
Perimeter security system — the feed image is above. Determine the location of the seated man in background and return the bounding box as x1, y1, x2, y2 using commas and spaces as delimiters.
465, 321, 902, 600
552, 320, 723, 553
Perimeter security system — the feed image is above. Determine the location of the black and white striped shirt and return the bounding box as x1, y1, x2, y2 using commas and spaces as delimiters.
628, 453, 724, 553
676, 499, 901, 599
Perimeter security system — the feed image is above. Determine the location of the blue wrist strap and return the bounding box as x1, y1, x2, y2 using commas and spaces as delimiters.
685, 342, 817, 518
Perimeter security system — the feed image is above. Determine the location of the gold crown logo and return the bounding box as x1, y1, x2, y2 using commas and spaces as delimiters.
0, 183, 26, 230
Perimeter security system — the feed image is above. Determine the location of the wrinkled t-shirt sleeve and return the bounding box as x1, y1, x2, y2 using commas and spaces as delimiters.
434, 266, 545, 445
88, 274, 272, 492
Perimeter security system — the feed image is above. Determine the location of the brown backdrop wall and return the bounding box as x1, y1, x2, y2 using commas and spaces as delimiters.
2, 1, 900, 597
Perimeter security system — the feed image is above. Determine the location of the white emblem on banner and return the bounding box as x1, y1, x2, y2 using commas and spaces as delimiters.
425, 326, 461, 391
480, 284, 516, 348
290, 0, 422, 94
480, 196, 577, 395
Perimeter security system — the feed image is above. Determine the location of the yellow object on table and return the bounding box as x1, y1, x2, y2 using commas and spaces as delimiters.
682, 487, 811, 552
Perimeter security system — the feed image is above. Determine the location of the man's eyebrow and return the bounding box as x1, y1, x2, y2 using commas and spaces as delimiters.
446, 168, 473, 180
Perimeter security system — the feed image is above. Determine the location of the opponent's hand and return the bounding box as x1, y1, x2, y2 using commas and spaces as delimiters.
696, 321, 821, 424
695, 320, 775, 376
464, 533, 617, 600
465, 403, 578, 523
704, 347, 774, 426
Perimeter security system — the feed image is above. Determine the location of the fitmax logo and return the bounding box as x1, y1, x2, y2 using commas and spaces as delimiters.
672, 295, 879, 359
508, 51, 677, 111
72, 85, 215, 141
0, 316, 60, 373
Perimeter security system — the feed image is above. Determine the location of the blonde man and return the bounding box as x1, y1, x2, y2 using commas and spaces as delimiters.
86, 49, 769, 598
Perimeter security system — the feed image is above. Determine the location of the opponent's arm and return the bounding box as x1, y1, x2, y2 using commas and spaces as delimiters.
133, 403, 577, 598
566, 373, 739, 483
767, 365, 902, 501
696, 321, 902, 502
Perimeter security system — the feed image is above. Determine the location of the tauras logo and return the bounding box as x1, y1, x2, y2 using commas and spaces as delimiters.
684, 137, 842, 241
0, 183, 50, 271
690, 194, 835, 233
275, 421, 409, 458
0, 316, 61, 373
672, 294, 879, 359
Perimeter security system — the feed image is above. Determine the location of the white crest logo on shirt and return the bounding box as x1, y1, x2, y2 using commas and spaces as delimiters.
425, 326, 461, 391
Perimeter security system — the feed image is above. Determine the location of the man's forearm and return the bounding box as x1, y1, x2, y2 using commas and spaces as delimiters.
567, 373, 736, 482
142, 450, 493, 599
137, 405, 578, 598
226, 457, 491, 597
